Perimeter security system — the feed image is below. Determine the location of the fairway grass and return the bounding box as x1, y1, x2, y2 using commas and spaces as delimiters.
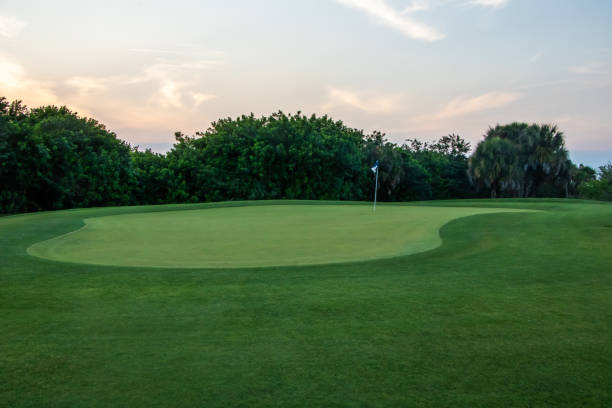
2, 199, 612, 407
27, 204, 530, 268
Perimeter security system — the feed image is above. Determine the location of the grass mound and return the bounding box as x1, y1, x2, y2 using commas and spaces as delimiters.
27, 204, 529, 268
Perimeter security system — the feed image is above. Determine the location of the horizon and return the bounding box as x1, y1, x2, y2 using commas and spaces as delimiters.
1, 0, 611, 168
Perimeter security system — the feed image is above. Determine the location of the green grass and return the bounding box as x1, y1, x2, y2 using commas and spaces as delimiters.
27, 204, 529, 268
1, 199, 612, 407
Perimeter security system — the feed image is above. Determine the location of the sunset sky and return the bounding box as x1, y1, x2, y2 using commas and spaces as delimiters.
1, 0, 611, 167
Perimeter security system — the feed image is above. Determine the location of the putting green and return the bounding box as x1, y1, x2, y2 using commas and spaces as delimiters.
27, 204, 528, 268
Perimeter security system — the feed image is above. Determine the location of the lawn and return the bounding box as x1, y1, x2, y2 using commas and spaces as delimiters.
1, 199, 611, 407
27, 204, 529, 268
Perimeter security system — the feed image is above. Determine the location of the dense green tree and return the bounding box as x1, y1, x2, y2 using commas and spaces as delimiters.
363, 132, 432, 202
2, 96, 605, 213
469, 137, 520, 198
579, 162, 612, 201
0, 98, 27, 212
469, 123, 572, 198
1, 100, 133, 212
27, 106, 133, 210
131, 148, 173, 204
569, 164, 596, 197
405, 134, 474, 199
164, 112, 371, 203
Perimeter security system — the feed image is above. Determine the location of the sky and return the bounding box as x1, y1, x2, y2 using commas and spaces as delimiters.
1, 0, 611, 167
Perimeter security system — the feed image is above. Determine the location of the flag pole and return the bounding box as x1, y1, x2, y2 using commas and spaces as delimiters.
373, 165, 378, 212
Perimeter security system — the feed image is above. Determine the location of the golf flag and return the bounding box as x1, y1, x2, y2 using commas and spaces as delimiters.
371, 160, 379, 173
371, 160, 379, 212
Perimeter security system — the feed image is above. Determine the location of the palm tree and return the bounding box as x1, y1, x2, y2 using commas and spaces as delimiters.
520, 124, 570, 196
469, 137, 521, 198
470, 123, 571, 198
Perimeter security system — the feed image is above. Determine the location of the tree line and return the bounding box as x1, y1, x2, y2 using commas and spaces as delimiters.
1, 97, 609, 214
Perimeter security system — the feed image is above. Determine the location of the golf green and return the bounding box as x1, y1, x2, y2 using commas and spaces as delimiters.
27, 205, 528, 268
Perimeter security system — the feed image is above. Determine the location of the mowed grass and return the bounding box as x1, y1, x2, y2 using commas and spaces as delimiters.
27, 205, 529, 268
1, 199, 612, 407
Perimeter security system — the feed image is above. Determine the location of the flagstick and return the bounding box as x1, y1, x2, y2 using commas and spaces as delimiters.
373, 165, 378, 212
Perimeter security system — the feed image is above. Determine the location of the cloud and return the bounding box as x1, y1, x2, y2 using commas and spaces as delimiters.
127, 48, 177, 55
0, 15, 25, 38
401, 0, 430, 14
143, 66, 184, 109
468, 0, 508, 7
114, 60, 220, 109
66, 76, 110, 94
391, 90, 522, 135
433, 91, 521, 119
335, 0, 511, 41
65, 59, 220, 112
323, 87, 401, 114
335, 0, 444, 42
58, 57, 223, 133
0, 55, 59, 107
529, 52, 542, 63
191, 92, 216, 108
142, 61, 219, 108
569, 63, 610, 75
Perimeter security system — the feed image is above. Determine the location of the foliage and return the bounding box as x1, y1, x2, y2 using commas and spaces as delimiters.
1, 96, 606, 213
404, 134, 475, 199
130, 148, 175, 204
132, 113, 469, 205
0, 98, 133, 212
469, 136, 520, 198
579, 162, 612, 201
469, 123, 572, 198
166, 112, 368, 202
